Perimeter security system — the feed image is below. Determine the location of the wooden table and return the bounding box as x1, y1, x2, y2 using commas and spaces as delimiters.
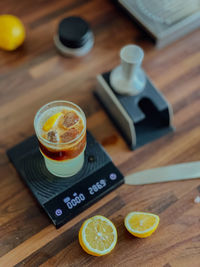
0, 1, 200, 266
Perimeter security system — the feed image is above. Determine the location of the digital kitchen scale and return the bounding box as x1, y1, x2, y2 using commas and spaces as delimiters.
7, 131, 124, 228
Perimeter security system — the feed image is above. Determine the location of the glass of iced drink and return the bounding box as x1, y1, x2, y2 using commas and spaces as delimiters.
34, 100, 86, 177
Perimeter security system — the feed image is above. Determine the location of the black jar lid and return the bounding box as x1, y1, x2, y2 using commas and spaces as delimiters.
58, 16, 92, 49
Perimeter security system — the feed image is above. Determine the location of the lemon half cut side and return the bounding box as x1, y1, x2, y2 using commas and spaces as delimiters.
124, 211, 160, 238
79, 215, 117, 256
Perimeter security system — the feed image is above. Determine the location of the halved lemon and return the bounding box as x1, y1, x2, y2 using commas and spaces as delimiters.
43, 112, 62, 131
124, 211, 159, 238
79, 215, 117, 256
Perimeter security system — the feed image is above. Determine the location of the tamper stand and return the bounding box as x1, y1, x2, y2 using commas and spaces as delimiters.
95, 45, 174, 150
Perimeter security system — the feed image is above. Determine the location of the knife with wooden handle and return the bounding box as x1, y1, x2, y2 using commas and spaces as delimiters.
124, 161, 200, 185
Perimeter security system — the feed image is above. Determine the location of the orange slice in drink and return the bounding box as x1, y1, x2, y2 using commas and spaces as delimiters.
43, 112, 62, 131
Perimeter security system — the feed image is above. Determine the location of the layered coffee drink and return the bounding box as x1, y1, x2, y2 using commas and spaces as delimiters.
34, 101, 86, 177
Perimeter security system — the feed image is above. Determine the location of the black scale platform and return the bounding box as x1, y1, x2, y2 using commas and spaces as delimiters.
7, 131, 124, 228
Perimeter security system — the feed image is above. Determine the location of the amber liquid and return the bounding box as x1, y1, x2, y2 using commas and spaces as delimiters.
39, 131, 86, 161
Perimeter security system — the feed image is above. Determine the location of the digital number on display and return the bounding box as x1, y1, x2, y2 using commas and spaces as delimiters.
63, 193, 85, 210
63, 179, 107, 210
88, 179, 106, 195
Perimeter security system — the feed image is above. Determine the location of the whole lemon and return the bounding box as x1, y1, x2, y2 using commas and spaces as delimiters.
0, 14, 26, 51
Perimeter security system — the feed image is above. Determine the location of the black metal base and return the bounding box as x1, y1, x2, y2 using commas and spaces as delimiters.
95, 71, 174, 150
7, 131, 124, 228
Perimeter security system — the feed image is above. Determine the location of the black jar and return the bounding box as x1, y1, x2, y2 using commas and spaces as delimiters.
54, 16, 94, 57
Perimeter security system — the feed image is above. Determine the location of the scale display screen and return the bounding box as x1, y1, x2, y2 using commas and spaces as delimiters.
44, 162, 123, 228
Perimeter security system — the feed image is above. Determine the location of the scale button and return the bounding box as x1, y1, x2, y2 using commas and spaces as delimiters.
88, 155, 95, 163
109, 173, 117, 180
55, 209, 63, 216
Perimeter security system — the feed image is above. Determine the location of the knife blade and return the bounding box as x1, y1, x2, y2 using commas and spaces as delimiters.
124, 161, 200, 185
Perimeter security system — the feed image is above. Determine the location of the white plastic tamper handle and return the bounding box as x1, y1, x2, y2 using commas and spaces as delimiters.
110, 44, 146, 95
121, 45, 144, 80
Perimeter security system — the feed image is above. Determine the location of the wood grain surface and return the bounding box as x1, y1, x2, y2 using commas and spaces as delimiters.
0, 0, 200, 266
